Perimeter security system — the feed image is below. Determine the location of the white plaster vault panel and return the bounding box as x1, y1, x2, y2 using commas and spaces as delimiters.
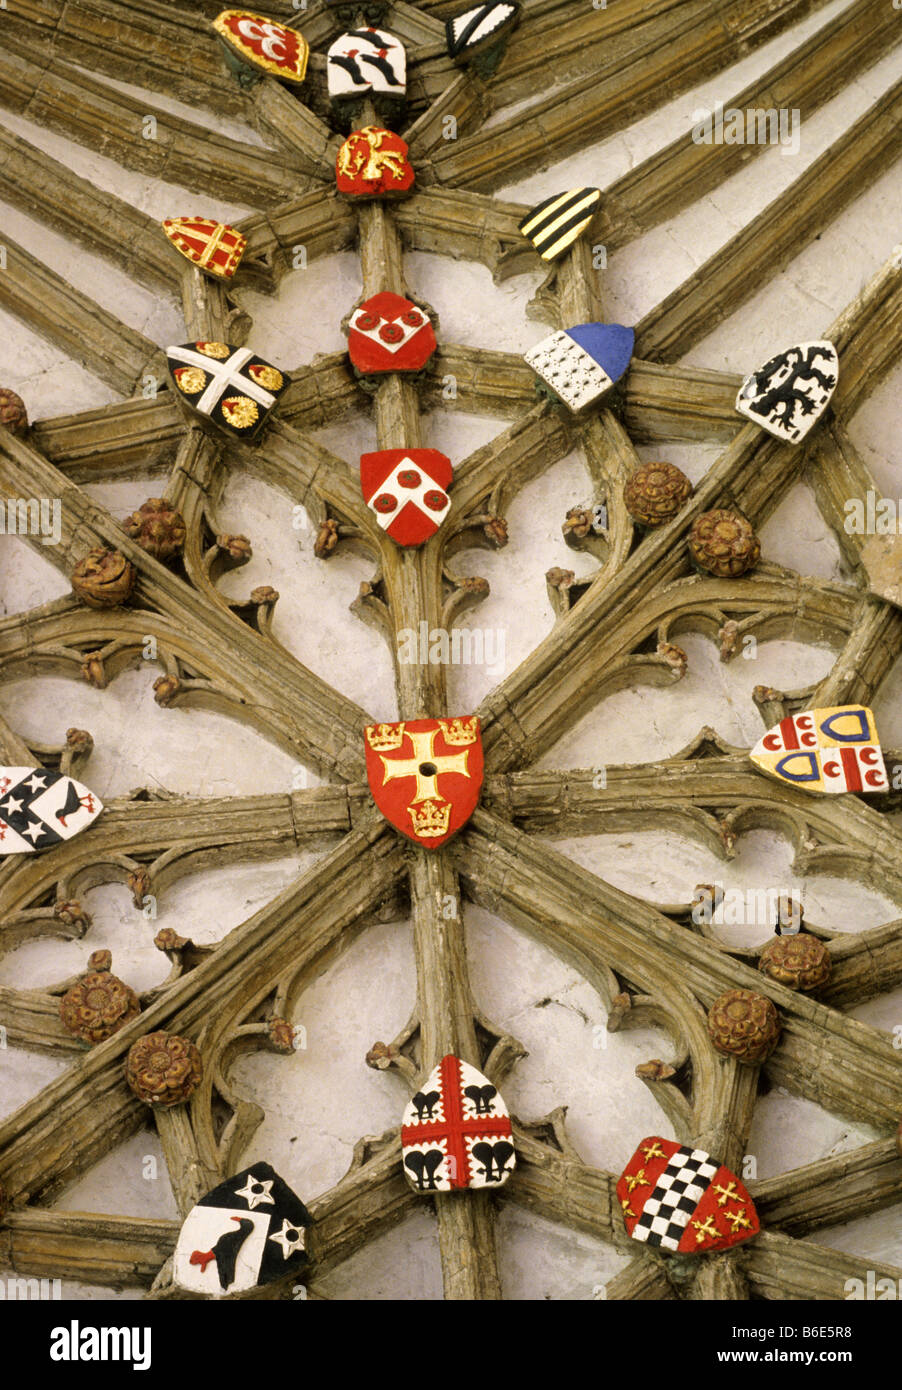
1, 0, 901, 1299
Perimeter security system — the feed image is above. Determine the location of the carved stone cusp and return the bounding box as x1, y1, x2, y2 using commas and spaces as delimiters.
758, 935, 831, 991
127, 866, 152, 908
624, 461, 692, 528
71, 547, 136, 608
80, 652, 106, 688
656, 641, 687, 679
483, 516, 508, 548
0, 387, 28, 436
718, 619, 739, 662
216, 533, 252, 563
707, 989, 781, 1063
125, 1031, 202, 1108
59, 956, 141, 1045
122, 498, 187, 560
54, 900, 91, 932
689, 510, 760, 578
153, 674, 181, 707
314, 518, 340, 558
267, 1017, 297, 1053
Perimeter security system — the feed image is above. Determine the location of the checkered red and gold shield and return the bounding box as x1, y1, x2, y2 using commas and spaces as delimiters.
618, 1136, 759, 1254
364, 717, 483, 848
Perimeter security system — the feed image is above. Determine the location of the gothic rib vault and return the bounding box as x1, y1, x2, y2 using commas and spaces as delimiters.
0, 0, 900, 1300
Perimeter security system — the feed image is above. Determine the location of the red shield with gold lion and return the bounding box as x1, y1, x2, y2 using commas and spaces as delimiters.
364, 717, 483, 848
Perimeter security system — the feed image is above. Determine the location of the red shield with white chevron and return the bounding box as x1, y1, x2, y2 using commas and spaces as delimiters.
360, 449, 452, 546
346, 292, 436, 375
364, 717, 483, 848
618, 1136, 759, 1254
401, 1055, 515, 1192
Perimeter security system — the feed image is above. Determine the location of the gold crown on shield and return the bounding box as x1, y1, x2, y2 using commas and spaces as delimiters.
409, 798, 451, 838
366, 722, 405, 752
440, 717, 478, 746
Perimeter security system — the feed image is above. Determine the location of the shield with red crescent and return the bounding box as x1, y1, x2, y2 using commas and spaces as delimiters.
161, 219, 247, 280
346, 292, 437, 376
360, 448, 452, 546
364, 717, 483, 848
618, 1136, 759, 1254
749, 705, 889, 794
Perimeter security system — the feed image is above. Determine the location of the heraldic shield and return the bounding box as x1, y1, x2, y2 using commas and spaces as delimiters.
749, 705, 889, 794
618, 1137, 759, 1254
0, 766, 102, 855
173, 1162, 311, 1296
360, 448, 452, 545
364, 717, 483, 847
401, 1054, 515, 1192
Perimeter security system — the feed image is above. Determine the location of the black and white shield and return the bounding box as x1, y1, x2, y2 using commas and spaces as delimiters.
166, 341, 288, 440
0, 767, 102, 855
173, 1162, 311, 1296
445, 1, 519, 60
327, 28, 406, 99
735, 340, 838, 443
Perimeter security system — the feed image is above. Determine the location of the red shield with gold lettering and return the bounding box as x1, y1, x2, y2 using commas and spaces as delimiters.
364, 717, 483, 848
618, 1136, 759, 1255
162, 219, 246, 280
347, 292, 436, 375
360, 448, 452, 546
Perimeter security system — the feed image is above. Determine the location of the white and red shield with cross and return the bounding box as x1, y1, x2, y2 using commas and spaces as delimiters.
401, 1055, 515, 1193
364, 717, 483, 847
618, 1136, 759, 1255
346, 292, 436, 375
360, 448, 452, 546
750, 705, 889, 794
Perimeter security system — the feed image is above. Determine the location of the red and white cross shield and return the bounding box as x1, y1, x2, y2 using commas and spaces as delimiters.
364, 717, 483, 848
360, 448, 452, 546
346, 292, 436, 375
401, 1055, 515, 1192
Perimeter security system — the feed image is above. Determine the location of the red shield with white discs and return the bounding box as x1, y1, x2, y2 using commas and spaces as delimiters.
364, 717, 483, 848
347, 292, 436, 375
360, 449, 452, 546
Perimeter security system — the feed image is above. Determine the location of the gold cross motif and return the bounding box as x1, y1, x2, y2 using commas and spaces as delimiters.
691, 1215, 721, 1244
380, 728, 470, 803
724, 1206, 753, 1233
624, 1168, 649, 1193
620, 1197, 635, 1219
713, 1181, 739, 1207
641, 1141, 666, 1163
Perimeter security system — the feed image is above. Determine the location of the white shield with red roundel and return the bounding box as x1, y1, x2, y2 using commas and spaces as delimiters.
360, 449, 452, 546
401, 1055, 515, 1193
750, 705, 888, 794
346, 292, 437, 375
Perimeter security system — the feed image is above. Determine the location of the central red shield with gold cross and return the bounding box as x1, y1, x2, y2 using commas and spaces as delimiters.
360, 448, 452, 546
364, 717, 483, 847
618, 1136, 759, 1255
401, 1055, 515, 1192
347, 292, 436, 376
